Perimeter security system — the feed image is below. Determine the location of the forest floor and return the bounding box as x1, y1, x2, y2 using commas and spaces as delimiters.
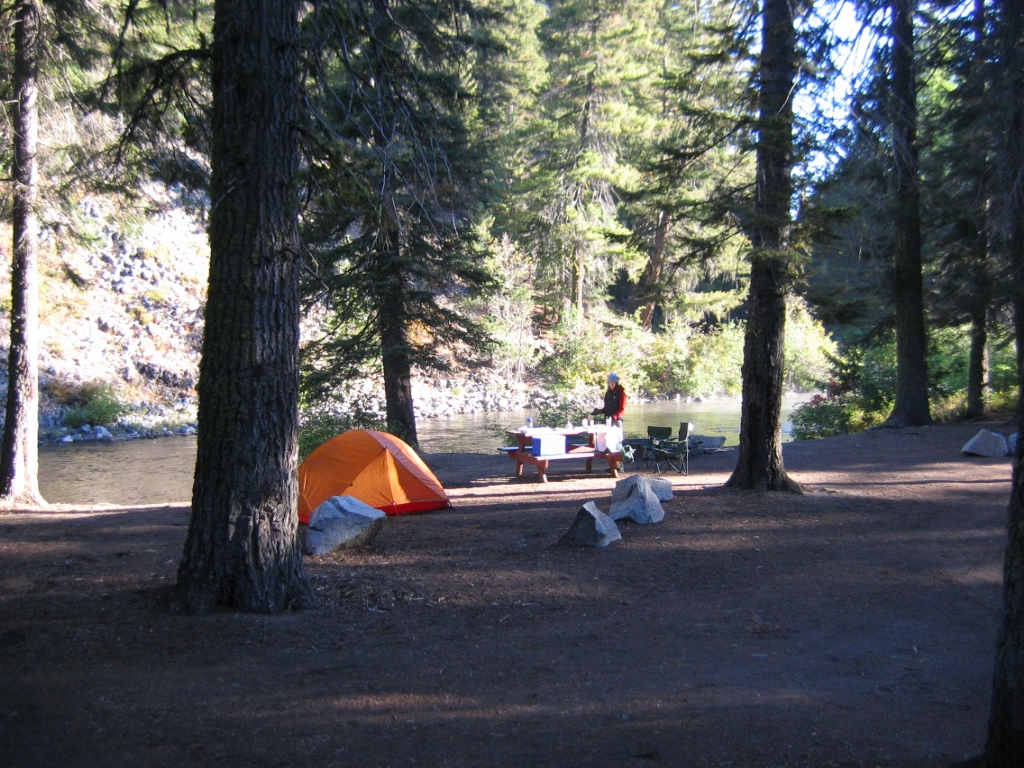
0, 420, 1014, 767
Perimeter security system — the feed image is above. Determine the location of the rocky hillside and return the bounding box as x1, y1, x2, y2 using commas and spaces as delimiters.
0, 192, 542, 438
0, 192, 208, 432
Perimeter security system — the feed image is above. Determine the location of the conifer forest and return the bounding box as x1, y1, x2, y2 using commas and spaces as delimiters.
4, 0, 1024, 763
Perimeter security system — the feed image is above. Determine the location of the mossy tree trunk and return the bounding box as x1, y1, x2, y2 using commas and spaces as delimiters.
0, 0, 46, 507
171, 0, 313, 614
724, 0, 801, 494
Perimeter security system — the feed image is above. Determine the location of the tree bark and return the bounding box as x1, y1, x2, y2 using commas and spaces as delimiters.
172, 0, 313, 614
379, 317, 418, 450
885, 0, 932, 427
965, 0, 992, 422
966, 304, 988, 418
724, 0, 800, 493
0, 0, 46, 507
975, 0, 1024, 762
376, 239, 419, 449
639, 209, 670, 331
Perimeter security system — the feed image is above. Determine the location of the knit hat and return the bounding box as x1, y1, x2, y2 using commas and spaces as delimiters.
608, 372, 619, 382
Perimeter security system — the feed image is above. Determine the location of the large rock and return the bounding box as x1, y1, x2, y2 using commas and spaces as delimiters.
647, 477, 673, 502
557, 502, 621, 547
305, 496, 387, 555
961, 429, 1009, 458
609, 476, 665, 524
612, 474, 672, 503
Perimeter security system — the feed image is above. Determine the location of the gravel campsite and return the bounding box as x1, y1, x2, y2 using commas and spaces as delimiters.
0, 421, 1014, 767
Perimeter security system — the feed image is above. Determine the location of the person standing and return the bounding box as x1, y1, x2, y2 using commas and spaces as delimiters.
594, 373, 627, 428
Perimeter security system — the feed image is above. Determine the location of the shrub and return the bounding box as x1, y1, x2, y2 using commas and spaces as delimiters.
788, 345, 894, 439
790, 391, 886, 439
678, 322, 746, 398
538, 308, 655, 396
58, 381, 127, 427
299, 408, 386, 461
144, 286, 172, 306
535, 399, 591, 429
641, 320, 693, 397
784, 299, 838, 391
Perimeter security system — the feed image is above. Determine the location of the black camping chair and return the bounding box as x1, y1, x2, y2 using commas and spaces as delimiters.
648, 421, 695, 475
633, 426, 672, 469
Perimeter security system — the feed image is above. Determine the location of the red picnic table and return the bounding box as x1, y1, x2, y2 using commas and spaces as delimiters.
500, 425, 623, 483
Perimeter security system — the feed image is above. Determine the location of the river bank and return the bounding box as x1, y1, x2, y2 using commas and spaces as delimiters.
35, 397, 806, 506
33, 379, 768, 446
1, 421, 1012, 767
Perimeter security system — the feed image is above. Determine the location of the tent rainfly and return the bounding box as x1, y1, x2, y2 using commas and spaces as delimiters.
298, 429, 452, 524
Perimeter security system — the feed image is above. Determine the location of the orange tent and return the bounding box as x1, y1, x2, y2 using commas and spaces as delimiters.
298, 429, 452, 524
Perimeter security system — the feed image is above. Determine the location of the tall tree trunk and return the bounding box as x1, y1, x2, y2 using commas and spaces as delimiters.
0, 0, 45, 507
967, 303, 988, 418
376, 234, 419, 449
724, 0, 800, 493
639, 209, 670, 331
379, 315, 418, 450
885, 0, 931, 427
975, 0, 1024, 762
171, 0, 313, 614
966, 0, 993, 422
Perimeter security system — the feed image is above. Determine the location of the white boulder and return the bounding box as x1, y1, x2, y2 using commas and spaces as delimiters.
557, 502, 621, 548
961, 429, 1009, 458
609, 476, 665, 524
305, 496, 387, 555
613, 474, 672, 503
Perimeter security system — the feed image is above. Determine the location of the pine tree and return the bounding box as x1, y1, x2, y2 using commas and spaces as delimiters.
637, 0, 757, 330
884, 0, 931, 426
171, 0, 313, 614
922, 2, 999, 419
0, 0, 46, 506
299, 0, 493, 448
971, 0, 1024, 762
724, 0, 801, 493
532, 0, 663, 316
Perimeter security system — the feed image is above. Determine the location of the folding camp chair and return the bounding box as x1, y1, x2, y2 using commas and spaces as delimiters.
635, 426, 672, 469
648, 422, 695, 475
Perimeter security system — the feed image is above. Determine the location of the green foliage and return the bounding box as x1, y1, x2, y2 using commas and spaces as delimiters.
537, 308, 657, 395
676, 323, 746, 398
789, 345, 894, 440
534, 399, 591, 429
144, 286, 171, 305
789, 323, 1019, 439
299, 0, 494, 419
474, 232, 538, 386
641, 320, 694, 396
783, 299, 838, 391
925, 325, 1017, 401
298, 409, 387, 462
48, 380, 128, 427
531, 300, 836, 401
790, 392, 886, 439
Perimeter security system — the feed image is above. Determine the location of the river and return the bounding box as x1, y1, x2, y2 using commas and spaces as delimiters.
38, 395, 809, 506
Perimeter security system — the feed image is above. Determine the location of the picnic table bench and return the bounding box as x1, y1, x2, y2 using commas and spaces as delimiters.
500, 428, 623, 483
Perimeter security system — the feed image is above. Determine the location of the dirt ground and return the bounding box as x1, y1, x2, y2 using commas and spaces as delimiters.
0, 421, 1015, 767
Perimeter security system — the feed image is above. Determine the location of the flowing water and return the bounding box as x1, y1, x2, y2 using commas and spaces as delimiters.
38, 395, 809, 506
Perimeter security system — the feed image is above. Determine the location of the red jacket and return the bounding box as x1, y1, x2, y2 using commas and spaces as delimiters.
602, 385, 627, 420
